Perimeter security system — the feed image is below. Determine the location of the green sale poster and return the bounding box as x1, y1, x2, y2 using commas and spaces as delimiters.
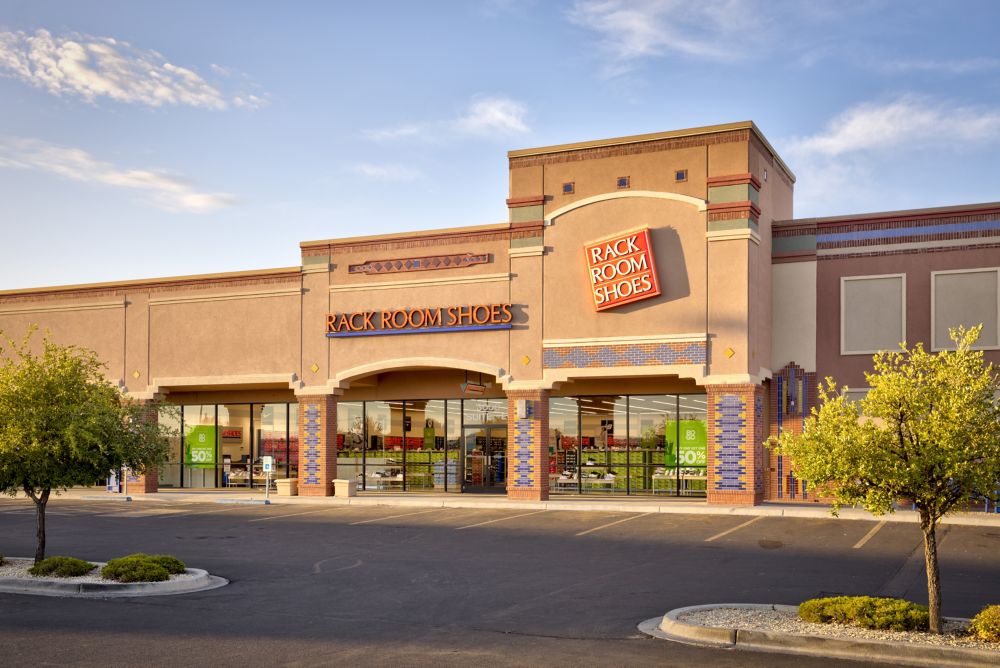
665, 420, 707, 467
185, 425, 217, 468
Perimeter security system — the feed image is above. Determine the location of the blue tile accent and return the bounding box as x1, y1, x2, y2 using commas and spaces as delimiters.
817, 219, 1000, 243
543, 341, 706, 369
713, 394, 747, 491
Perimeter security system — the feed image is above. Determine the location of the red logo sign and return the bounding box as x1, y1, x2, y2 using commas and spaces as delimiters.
221, 429, 243, 439
584, 227, 661, 311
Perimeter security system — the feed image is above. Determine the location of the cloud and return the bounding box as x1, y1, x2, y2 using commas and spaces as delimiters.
566, 0, 761, 74
351, 163, 422, 181
455, 97, 529, 136
785, 95, 1000, 216
786, 95, 1000, 157
0, 136, 236, 212
874, 57, 1000, 75
0, 29, 264, 109
363, 96, 530, 143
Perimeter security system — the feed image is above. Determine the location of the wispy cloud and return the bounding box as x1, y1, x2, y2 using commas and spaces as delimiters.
566, 0, 761, 75
0, 29, 265, 109
455, 97, 529, 136
874, 57, 1000, 75
785, 95, 1000, 215
0, 137, 237, 212
363, 95, 530, 143
787, 95, 1000, 157
351, 163, 422, 181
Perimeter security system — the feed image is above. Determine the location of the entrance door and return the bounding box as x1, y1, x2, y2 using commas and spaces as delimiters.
462, 425, 507, 492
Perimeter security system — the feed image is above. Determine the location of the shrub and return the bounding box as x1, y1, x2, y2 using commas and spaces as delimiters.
0, 553, 5, 565
799, 596, 929, 632
969, 605, 1000, 643
101, 553, 186, 582
28, 556, 97, 578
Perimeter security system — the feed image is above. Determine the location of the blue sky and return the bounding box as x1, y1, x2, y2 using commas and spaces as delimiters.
2, 1, 999, 289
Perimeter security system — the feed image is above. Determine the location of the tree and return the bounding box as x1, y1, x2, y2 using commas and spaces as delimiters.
775, 325, 1000, 634
0, 328, 172, 563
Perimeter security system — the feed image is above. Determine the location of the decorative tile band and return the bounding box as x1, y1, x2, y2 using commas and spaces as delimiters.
713, 394, 747, 491
303, 405, 321, 486
348, 252, 490, 275
542, 341, 706, 369
513, 413, 535, 488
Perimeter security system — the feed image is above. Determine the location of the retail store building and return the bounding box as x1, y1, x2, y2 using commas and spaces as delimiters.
1, 121, 998, 504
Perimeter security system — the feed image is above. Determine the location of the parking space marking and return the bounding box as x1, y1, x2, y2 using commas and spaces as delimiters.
704, 516, 764, 542
248, 508, 335, 523
575, 512, 650, 536
455, 510, 547, 530
349, 509, 438, 525
177, 506, 247, 517
853, 520, 887, 549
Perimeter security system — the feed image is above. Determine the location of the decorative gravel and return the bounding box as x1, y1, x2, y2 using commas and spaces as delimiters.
679, 606, 1000, 652
0, 557, 199, 585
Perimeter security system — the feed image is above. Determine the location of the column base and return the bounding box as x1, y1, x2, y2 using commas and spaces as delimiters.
707, 490, 763, 505
298, 484, 334, 497
130, 468, 158, 494
507, 487, 548, 501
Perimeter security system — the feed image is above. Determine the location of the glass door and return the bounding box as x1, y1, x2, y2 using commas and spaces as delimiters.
462, 425, 506, 492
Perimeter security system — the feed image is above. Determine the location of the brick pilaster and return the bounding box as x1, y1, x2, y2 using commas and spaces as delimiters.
131, 401, 159, 494
706, 383, 765, 505
297, 395, 337, 496
506, 389, 550, 501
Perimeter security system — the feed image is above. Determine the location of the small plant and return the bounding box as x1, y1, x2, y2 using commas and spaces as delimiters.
799, 596, 929, 632
28, 556, 97, 578
0, 553, 5, 565
101, 553, 185, 583
969, 605, 1000, 643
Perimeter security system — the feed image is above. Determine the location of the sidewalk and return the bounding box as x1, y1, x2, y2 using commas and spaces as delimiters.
23, 487, 1000, 527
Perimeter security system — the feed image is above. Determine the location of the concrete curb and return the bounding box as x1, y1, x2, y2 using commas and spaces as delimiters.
0, 561, 228, 598
640, 603, 999, 668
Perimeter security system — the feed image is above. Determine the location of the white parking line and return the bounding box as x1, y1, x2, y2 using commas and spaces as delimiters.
349, 509, 438, 525
576, 513, 650, 536
179, 506, 246, 517
853, 520, 887, 549
456, 510, 547, 530
704, 516, 764, 542
248, 509, 334, 523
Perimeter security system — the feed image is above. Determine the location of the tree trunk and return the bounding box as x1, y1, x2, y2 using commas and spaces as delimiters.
919, 508, 942, 634
26, 487, 50, 565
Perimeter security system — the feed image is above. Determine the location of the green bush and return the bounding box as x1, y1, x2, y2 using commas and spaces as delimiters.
0, 553, 5, 565
28, 556, 97, 578
969, 605, 1000, 643
100, 553, 185, 582
799, 596, 929, 631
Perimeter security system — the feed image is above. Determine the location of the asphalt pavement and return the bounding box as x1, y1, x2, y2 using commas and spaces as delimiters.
2, 497, 999, 667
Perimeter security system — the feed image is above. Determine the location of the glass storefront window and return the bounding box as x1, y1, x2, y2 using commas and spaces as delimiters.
257, 404, 291, 481
549, 397, 579, 494
337, 401, 365, 488
158, 405, 182, 488
676, 394, 708, 496
462, 397, 507, 425
364, 400, 404, 491
183, 405, 217, 488
405, 400, 444, 491
628, 395, 675, 494
579, 396, 627, 494
288, 403, 299, 478
219, 404, 253, 487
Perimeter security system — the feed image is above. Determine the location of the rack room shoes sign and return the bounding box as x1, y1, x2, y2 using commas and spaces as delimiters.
584, 227, 661, 311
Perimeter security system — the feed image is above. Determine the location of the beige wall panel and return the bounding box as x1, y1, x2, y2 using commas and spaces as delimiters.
543, 198, 707, 340
707, 141, 748, 177
341, 369, 505, 401
933, 269, 998, 349
750, 142, 794, 221
331, 238, 511, 288
771, 261, 817, 371
149, 295, 299, 378
553, 376, 703, 397
509, 253, 544, 380
707, 241, 750, 376
300, 271, 329, 385
510, 164, 543, 198
841, 276, 905, 354
167, 389, 296, 405
541, 147, 708, 210
124, 292, 150, 391
327, 279, 513, 378
0, 305, 125, 381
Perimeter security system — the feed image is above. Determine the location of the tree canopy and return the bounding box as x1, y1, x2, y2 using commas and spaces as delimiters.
0, 328, 172, 561
775, 325, 1000, 632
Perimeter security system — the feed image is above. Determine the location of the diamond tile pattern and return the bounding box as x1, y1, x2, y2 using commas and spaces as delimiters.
348, 253, 490, 275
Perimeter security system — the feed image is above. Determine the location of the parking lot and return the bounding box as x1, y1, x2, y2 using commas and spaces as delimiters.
2, 497, 999, 667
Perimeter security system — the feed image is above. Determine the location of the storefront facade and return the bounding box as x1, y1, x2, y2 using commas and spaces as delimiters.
2, 121, 997, 504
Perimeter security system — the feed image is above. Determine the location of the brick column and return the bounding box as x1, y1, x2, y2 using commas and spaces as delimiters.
506, 389, 550, 501
706, 383, 766, 505
297, 395, 337, 496
130, 401, 159, 494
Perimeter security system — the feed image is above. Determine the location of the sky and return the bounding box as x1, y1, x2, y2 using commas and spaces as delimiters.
1, 1, 999, 289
